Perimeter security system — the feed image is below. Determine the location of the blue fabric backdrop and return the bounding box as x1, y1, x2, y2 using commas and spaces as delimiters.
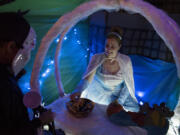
130, 55, 180, 110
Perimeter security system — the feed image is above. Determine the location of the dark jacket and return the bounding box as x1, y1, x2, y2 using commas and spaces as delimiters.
0, 64, 41, 135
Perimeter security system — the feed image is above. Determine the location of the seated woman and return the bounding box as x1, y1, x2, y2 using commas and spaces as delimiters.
71, 27, 139, 112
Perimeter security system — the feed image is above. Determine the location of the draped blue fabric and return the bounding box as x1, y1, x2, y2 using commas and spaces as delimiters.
130, 55, 180, 110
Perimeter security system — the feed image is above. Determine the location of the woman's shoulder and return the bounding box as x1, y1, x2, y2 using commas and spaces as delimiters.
118, 53, 131, 62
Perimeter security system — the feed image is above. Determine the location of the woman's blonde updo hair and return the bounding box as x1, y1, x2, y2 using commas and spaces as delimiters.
107, 26, 123, 46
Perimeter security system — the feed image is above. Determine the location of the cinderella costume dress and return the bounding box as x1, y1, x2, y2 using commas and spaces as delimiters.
79, 52, 139, 112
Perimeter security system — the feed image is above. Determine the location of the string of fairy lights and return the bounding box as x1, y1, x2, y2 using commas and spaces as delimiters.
19, 27, 90, 94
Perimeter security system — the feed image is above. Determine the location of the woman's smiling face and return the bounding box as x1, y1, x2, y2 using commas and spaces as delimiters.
105, 38, 121, 58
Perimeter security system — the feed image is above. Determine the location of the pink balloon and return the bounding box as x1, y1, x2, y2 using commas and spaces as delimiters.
23, 91, 41, 109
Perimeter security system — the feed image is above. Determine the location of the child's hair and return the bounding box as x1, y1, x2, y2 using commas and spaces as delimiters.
0, 12, 30, 48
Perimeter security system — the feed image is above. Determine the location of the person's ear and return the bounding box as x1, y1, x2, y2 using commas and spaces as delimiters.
0, 41, 19, 64
6, 41, 18, 54
118, 44, 121, 50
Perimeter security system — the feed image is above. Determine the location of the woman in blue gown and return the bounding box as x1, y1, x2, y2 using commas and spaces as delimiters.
71, 27, 139, 112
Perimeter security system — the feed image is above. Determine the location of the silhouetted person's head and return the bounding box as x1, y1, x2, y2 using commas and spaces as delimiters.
0, 12, 36, 75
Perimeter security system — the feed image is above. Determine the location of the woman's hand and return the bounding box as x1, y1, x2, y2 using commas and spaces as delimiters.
106, 100, 124, 117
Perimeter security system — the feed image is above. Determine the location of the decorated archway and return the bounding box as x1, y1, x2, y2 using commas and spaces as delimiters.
30, 0, 180, 96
